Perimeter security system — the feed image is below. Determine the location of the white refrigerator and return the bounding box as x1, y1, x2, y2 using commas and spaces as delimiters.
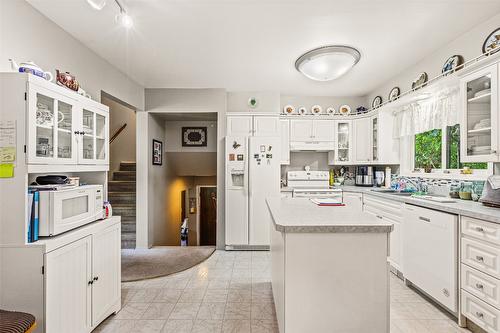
225, 136, 280, 248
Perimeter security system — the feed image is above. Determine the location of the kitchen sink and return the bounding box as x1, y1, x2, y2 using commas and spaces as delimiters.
370, 189, 413, 196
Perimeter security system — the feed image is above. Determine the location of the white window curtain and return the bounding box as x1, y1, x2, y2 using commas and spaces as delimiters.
393, 87, 460, 138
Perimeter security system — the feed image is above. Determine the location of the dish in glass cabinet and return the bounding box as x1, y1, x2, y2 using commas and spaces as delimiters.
339, 105, 351, 115
442, 55, 464, 73
371, 96, 383, 109
412, 72, 428, 90
326, 107, 336, 115
388, 87, 400, 101
311, 105, 322, 115
483, 28, 500, 55
298, 106, 307, 115
283, 105, 295, 114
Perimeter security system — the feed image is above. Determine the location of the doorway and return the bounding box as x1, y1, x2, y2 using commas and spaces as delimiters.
197, 186, 217, 246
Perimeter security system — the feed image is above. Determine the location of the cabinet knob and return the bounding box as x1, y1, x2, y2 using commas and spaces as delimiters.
88, 280, 94, 285
74, 131, 80, 135
476, 255, 484, 262
475, 283, 484, 290
475, 227, 484, 232
476, 311, 484, 319
93, 276, 99, 281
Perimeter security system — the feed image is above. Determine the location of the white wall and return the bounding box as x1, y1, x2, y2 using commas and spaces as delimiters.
102, 95, 136, 173
366, 12, 500, 106
0, 0, 144, 110
227, 91, 280, 113
148, 114, 167, 246
165, 121, 217, 153
141, 88, 227, 248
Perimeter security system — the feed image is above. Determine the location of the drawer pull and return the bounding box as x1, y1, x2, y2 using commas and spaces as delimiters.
475, 283, 484, 290
376, 215, 383, 219
475, 227, 484, 232
419, 216, 431, 222
476, 256, 485, 262
476, 311, 484, 319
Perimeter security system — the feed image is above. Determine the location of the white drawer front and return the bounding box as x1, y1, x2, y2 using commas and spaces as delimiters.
462, 216, 500, 246
462, 290, 500, 333
462, 264, 500, 309
462, 237, 500, 279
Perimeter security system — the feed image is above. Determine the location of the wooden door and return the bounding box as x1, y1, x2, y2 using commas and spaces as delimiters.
199, 187, 217, 246
92, 223, 121, 326
45, 236, 92, 333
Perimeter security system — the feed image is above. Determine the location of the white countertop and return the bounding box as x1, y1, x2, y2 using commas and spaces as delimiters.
266, 197, 393, 233
281, 185, 500, 224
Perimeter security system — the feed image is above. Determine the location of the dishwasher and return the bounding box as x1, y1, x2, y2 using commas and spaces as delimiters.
402, 204, 458, 313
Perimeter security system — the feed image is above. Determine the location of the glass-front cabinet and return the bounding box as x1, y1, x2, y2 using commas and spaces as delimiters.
27, 83, 109, 166
28, 85, 78, 164
372, 115, 379, 162
79, 106, 108, 165
334, 120, 352, 164
460, 64, 499, 162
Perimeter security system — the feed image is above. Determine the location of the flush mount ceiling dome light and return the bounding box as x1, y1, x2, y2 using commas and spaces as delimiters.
295, 45, 361, 81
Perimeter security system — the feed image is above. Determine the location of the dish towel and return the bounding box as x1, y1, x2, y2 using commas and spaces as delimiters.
487, 175, 500, 190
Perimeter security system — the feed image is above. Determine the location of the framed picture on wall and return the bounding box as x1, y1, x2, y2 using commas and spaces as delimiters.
182, 127, 207, 147
152, 139, 163, 165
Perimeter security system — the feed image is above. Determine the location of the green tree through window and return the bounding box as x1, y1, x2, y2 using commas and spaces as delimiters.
447, 124, 487, 170
415, 129, 442, 170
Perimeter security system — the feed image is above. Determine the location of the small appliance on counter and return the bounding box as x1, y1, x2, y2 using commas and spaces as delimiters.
375, 171, 385, 187
31, 184, 104, 237
480, 175, 500, 208
355, 166, 374, 187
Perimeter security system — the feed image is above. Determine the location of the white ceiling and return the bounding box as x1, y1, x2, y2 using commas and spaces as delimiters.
28, 0, 500, 97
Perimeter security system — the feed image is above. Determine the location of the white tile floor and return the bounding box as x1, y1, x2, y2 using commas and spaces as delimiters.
95, 250, 470, 333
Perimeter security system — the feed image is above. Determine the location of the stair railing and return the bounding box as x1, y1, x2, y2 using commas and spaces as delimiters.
110, 123, 127, 144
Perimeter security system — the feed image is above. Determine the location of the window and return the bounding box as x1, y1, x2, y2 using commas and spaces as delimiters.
414, 124, 487, 172
415, 129, 442, 170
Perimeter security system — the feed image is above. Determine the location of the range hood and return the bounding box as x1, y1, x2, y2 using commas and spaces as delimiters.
290, 141, 335, 152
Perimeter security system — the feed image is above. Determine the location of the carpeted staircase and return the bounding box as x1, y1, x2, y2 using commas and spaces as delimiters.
109, 161, 136, 249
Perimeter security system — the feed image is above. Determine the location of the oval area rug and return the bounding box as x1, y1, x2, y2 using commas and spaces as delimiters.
122, 246, 215, 282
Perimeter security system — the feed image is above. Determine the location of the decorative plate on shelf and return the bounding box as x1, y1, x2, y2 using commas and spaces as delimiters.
412, 72, 428, 90
371, 96, 383, 109
339, 105, 351, 115
311, 105, 322, 115
283, 105, 295, 114
442, 55, 464, 73
248, 97, 258, 109
298, 106, 307, 115
326, 107, 336, 115
388, 87, 400, 102
483, 28, 500, 55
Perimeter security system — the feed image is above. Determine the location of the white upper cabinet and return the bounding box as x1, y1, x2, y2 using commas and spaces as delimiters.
290, 119, 313, 141
280, 119, 290, 164
226, 116, 253, 136
460, 64, 499, 162
25, 78, 109, 167
377, 110, 400, 164
372, 115, 379, 162
79, 104, 109, 165
290, 119, 334, 142
28, 84, 79, 165
331, 120, 353, 165
312, 120, 335, 142
354, 117, 372, 162
226, 115, 279, 137
253, 116, 280, 136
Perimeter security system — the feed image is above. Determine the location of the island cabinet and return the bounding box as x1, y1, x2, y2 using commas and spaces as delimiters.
267, 197, 392, 333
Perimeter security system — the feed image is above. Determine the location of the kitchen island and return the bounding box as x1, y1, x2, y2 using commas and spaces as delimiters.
266, 197, 393, 333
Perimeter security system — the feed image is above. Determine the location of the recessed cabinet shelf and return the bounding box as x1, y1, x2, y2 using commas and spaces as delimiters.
467, 127, 492, 135
468, 93, 492, 104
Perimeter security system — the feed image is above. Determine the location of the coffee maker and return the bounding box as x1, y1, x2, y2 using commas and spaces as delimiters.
355, 166, 374, 187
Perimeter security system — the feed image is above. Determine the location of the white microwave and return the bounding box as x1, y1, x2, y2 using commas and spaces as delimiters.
38, 185, 104, 236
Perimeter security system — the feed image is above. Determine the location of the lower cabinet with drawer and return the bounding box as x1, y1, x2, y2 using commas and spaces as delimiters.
461, 216, 500, 332
363, 194, 403, 272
